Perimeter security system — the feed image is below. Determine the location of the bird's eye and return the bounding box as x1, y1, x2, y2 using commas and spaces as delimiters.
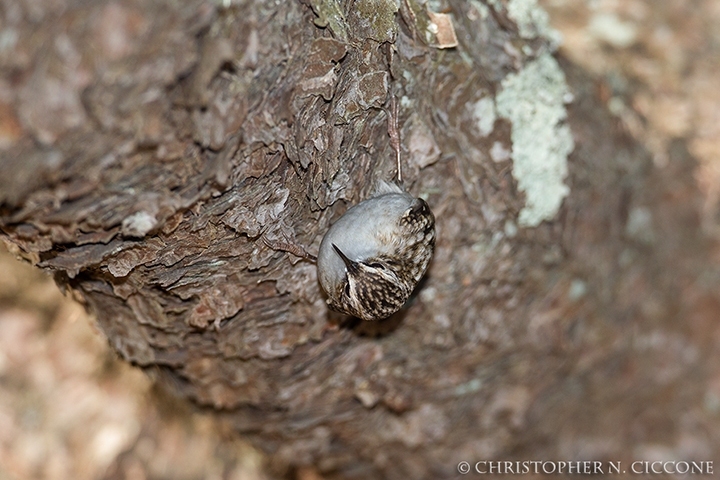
344, 282, 350, 296
367, 262, 385, 270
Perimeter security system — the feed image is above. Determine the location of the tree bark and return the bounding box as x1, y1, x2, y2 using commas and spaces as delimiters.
1, 0, 718, 478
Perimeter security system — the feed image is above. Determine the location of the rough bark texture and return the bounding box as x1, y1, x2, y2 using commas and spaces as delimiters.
1, 1, 718, 479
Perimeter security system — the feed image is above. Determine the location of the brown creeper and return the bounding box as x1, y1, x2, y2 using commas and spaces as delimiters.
317, 181, 435, 321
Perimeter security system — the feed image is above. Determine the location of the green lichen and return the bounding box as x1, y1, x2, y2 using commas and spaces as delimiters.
308, 0, 349, 42
354, 0, 398, 43
495, 53, 574, 227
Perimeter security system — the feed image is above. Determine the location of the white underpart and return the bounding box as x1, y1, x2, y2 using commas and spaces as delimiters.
316, 189, 413, 300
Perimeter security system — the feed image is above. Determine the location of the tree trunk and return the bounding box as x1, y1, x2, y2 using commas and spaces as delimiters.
1, 0, 718, 478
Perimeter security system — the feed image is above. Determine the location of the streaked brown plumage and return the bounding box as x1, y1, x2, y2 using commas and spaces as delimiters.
317, 182, 435, 321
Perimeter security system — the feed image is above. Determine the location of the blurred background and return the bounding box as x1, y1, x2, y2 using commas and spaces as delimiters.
1, 0, 719, 478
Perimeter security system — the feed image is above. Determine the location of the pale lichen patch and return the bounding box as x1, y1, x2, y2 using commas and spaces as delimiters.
486, 0, 562, 49
471, 96, 496, 137
588, 13, 638, 48
496, 53, 574, 227
121, 211, 157, 238
506, 0, 562, 47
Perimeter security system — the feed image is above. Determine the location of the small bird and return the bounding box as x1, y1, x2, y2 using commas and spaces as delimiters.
317, 181, 435, 321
